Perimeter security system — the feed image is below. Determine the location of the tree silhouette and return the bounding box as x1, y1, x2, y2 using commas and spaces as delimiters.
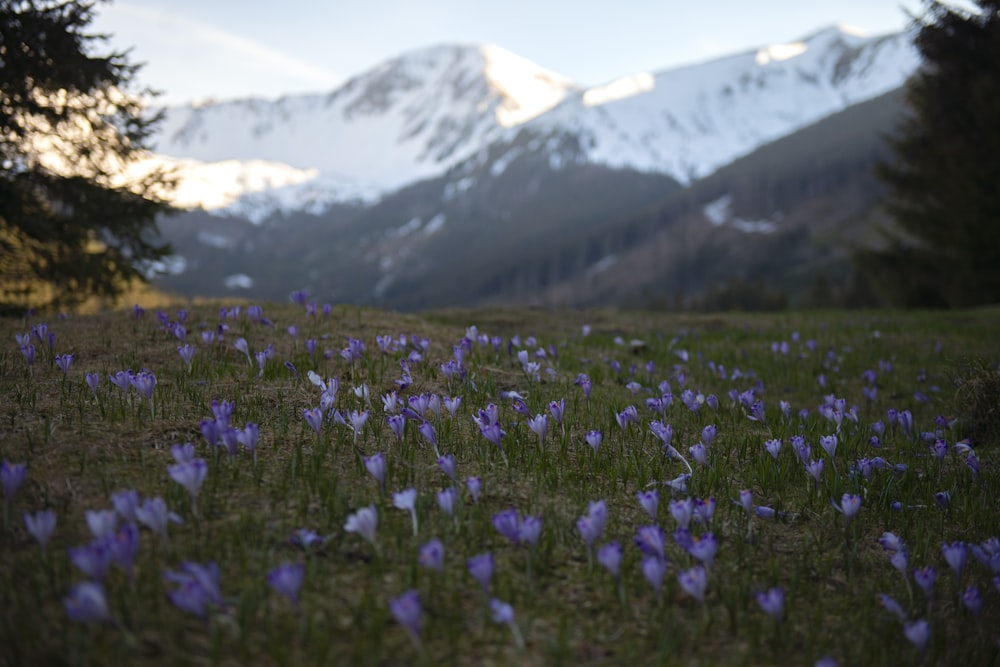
0, 0, 174, 313
859, 0, 1000, 307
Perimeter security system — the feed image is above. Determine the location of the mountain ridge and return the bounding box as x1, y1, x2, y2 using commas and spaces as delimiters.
146, 23, 917, 220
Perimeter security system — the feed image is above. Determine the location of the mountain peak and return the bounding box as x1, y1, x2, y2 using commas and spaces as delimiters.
479, 44, 578, 127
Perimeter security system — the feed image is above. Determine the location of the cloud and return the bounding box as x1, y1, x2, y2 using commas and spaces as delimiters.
94, 2, 344, 102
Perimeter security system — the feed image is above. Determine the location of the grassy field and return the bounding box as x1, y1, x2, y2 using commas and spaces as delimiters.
1, 303, 998, 666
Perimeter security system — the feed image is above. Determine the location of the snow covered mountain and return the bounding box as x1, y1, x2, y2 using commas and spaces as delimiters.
152, 43, 577, 215
528, 24, 917, 181
150, 24, 918, 220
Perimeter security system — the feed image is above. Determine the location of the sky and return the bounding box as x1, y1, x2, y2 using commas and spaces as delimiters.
91, 0, 950, 106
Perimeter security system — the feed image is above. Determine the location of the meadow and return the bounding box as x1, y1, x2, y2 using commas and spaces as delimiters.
1, 301, 998, 666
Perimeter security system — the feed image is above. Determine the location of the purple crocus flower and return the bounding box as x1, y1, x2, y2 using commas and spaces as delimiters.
480, 421, 506, 448
642, 555, 667, 593
303, 408, 324, 435
493, 508, 522, 544
930, 439, 948, 461
832, 493, 861, 523
879, 531, 904, 552
135, 496, 183, 540
890, 550, 909, 578
764, 438, 782, 460
701, 424, 717, 447
898, 410, 914, 436
24, 509, 56, 551
418, 421, 437, 448
86, 509, 118, 539
389, 590, 422, 644
211, 399, 234, 425
169, 458, 207, 502
934, 491, 950, 509
961, 585, 982, 616
527, 414, 548, 447
131, 370, 156, 400
548, 398, 565, 426
393, 489, 419, 536
364, 453, 386, 490
637, 489, 658, 520
290, 528, 326, 550
903, 619, 930, 652
597, 541, 623, 579
387, 414, 406, 440
200, 419, 220, 447
576, 511, 604, 548
669, 498, 693, 529
736, 489, 753, 515
437, 487, 457, 516
177, 345, 196, 370
693, 497, 716, 524
490, 597, 514, 624
164, 561, 224, 618
19, 343, 35, 366
85, 372, 100, 397
64, 582, 111, 624
409, 394, 431, 418
466, 476, 482, 503
69, 539, 113, 580
687, 532, 718, 568
349, 410, 369, 440
219, 427, 240, 457
583, 499, 607, 531
879, 592, 907, 621
914, 566, 936, 598
1, 460, 27, 502
436, 454, 456, 481
635, 525, 666, 559
110, 522, 140, 576
519, 515, 543, 547
268, 562, 305, 608
678, 566, 708, 603
791, 436, 809, 464
756, 587, 784, 622
806, 459, 824, 485
820, 435, 838, 459
468, 552, 494, 591
649, 420, 672, 445
55, 353, 74, 376
171, 443, 196, 464
111, 489, 139, 523
970, 537, 1000, 570
418, 538, 445, 572
585, 430, 603, 453
689, 443, 709, 467
942, 541, 967, 577
344, 505, 378, 546
237, 423, 259, 456
754, 506, 778, 519
443, 396, 462, 417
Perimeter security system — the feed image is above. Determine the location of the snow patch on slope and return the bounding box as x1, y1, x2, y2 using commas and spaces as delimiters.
224, 274, 254, 289
703, 195, 779, 234
583, 73, 655, 107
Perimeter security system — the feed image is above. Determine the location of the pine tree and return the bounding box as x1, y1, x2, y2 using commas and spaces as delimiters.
859, 0, 1000, 307
0, 0, 174, 313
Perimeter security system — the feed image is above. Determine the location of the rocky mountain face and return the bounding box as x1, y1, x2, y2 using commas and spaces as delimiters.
149, 25, 918, 309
